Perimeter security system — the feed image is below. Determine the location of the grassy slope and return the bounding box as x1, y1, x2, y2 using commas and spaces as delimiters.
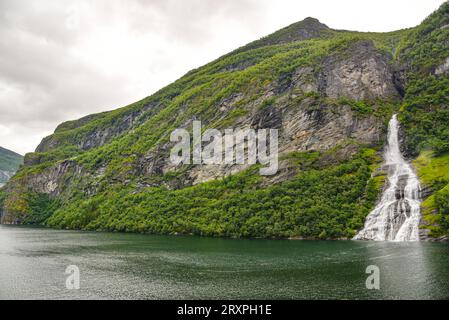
414, 151, 449, 237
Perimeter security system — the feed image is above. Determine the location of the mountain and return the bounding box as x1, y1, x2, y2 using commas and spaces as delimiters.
0, 147, 23, 186
1, 3, 448, 239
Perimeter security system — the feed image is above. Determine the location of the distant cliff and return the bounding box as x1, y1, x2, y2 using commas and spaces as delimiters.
1, 2, 448, 239
0, 147, 23, 186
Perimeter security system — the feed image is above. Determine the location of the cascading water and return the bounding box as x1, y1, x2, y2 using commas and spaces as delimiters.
354, 114, 421, 241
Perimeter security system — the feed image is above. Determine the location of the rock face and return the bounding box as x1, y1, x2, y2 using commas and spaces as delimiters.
318, 41, 400, 101
35, 101, 161, 154
435, 57, 449, 75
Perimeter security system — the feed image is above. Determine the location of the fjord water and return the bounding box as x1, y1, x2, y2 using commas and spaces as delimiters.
355, 115, 421, 241
1, 225, 448, 300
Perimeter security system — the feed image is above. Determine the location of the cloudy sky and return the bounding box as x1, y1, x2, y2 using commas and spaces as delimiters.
0, 0, 446, 155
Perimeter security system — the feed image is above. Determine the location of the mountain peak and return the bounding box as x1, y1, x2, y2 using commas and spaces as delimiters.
263, 17, 330, 45
236, 16, 331, 53
299, 16, 327, 26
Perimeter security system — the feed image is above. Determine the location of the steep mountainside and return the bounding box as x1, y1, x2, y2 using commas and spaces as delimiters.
0, 147, 23, 186
1, 3, 448, 239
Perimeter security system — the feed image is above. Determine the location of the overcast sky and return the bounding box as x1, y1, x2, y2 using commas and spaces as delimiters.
0, 0, 446, 155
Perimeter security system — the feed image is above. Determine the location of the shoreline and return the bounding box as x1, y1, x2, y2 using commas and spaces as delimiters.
1, 223, 447, 242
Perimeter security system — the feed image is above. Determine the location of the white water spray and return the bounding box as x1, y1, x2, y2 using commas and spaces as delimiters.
354, 115, 421, 241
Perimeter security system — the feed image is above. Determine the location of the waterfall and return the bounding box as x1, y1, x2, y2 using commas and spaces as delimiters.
354, 114, 421, 241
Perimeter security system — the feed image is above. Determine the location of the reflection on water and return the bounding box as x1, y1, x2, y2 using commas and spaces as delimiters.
362, 242, 433, 299
0, 225, 448, 300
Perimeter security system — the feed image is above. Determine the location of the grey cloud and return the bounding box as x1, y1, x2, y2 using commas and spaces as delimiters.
1, 0, 441, 155
0, 0, 268, 154
115, 0, 264, 44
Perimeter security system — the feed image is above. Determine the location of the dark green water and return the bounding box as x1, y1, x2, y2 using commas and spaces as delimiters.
0, 225, 448, 300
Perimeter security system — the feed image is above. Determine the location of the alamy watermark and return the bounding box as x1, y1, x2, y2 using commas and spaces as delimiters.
365, 265, 380, 290
66, 265, 80, 290
170, 121, 279, 176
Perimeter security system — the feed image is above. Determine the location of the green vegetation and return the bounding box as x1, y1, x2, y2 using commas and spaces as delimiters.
0, 187, 60, 225
338, 97, 374, 115
394, 2, 449, 237
46, 150, 380, 239
21, 192, 61, 225
0, 189, 6, 209
398, 3, 449, 156
414, 151, 449, 237
399, 76, 449, 156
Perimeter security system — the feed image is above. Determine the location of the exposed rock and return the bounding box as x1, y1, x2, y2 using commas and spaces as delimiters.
435, 57, 449, 75
36, 101, 161, 154
318, 41, 401, 101
282, 104, 382, 152
290, 67, 319, 94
